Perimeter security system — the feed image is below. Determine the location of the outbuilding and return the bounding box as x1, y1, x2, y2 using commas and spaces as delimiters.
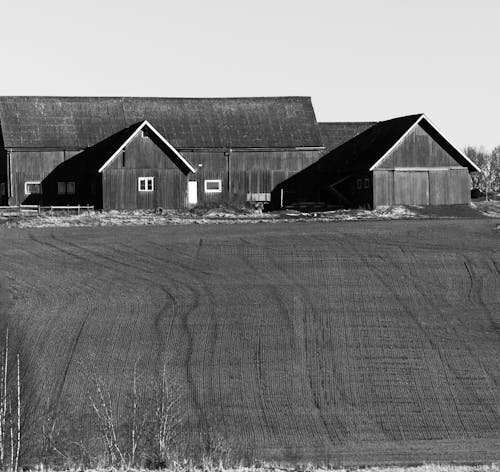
273, 114, 480, 209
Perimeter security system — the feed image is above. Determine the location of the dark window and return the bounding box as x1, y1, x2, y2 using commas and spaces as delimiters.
58, 182, 76, 195
364, 178, 370, 189
356, 179, 362, 190
0, 183, 5, 196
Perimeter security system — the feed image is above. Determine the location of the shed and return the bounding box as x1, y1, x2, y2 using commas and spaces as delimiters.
273, 114, 480, 209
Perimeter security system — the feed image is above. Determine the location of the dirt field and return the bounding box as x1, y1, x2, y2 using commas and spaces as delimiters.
1, 219, 500, 465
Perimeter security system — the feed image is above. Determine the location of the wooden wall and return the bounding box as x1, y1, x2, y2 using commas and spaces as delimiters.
102, 169, 188, 210
181, 149, 322, 205
102, 131, 190, 210
373, 169, 471, 207
378, 124, 459, 169
372, 123, 472, 207
0, 150, 7, 205
8, 149, 82, 205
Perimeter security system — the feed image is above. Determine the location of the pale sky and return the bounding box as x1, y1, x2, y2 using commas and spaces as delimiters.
1, 0, 499, 150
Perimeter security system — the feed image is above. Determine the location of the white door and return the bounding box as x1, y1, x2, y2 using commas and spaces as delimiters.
188, 180, 198, 206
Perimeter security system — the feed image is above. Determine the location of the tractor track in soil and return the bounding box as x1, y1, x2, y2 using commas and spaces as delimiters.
1, 219, 500, 464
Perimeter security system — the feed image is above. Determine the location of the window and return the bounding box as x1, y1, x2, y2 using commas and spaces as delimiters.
364, 178, 370, 189
356, 179, 362, 190
57, 182, 76, 195
204, 179, 222, 193
25, 181, 42, 195
138, 177, 154, 192
0, 183, 5, 196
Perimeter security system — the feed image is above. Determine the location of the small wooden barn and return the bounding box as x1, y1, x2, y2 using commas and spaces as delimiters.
0, 96, 324, 210
273, 114, 480, 209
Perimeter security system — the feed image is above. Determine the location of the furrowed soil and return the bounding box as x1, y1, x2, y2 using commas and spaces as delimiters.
0, 219, 500, 465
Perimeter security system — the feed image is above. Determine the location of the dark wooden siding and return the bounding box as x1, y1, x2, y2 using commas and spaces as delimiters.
102, 169, 188, 210
373, 169, 470, 207
378, 124, 460, 168
101, 132, 190, 210
9, 150, 68, 204
182, 149, 322, 205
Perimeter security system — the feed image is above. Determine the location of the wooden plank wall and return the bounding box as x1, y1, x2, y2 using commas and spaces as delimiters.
102, 169, 188, 210
378, 124, 459, 168
373, 169, 471, 207
181, 149, 322, 205
9, 150, 83, 205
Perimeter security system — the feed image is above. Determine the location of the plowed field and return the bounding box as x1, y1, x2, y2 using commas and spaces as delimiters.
1, 219, 500, 465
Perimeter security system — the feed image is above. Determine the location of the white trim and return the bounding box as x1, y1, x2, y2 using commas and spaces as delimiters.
391, 166, 466, 172
369, 115, 424, 171
138, 176, 154, 192
204, 179, 222, 193
24, 181, 42, 195
420, 115, 481, 172
98, 120, 197, 174
369, 114, 481, 172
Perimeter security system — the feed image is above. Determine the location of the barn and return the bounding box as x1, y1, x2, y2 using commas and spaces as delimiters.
0, 96, 324, 210
273, 114, 480, 209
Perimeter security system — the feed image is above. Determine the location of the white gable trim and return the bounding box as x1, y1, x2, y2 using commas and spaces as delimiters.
420, 115, 481, 172
98, 120, 197, 174
369, 115, 424, 171
369, 114, 481, 172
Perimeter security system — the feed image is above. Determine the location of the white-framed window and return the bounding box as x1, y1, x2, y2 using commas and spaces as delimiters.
58, 181, 76, 195
204, 179, 222, 193
25, 181, 42, 195
138, 176, 154, 192
356, 178, 362, 190
364, 178, 370, 189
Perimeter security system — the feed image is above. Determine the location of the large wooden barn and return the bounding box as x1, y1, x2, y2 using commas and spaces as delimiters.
273, 114, 480, 209
0, 96, 325, 209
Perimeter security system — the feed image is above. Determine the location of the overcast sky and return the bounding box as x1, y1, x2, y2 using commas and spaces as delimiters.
1, 0, 498, 150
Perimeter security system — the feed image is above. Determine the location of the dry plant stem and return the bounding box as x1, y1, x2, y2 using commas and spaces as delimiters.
15, 353, 20, 472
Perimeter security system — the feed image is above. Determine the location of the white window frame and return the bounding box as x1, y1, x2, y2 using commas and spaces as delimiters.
25, 181, 42, 195
204, 179, 222, 193
138, 176, 154, 192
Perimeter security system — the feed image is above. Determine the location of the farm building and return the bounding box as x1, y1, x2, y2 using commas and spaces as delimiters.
0, 96, 325, 209
273, 114, 480, 209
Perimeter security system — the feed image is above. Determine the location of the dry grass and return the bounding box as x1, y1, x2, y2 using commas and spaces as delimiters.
4, 201, 499, 228
27, 462, 500, 472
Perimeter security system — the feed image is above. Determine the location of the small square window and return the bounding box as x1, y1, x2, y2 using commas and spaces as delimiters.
58, 181, 76, 195
356, 179, 362, 190
138, 177, 154, 192
204, 179, 222, 193
364, 178, 370, 189
25, 181, 42, 195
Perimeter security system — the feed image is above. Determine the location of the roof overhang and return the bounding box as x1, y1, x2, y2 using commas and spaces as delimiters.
369, 114, 481, 173
98, 120, 197, 174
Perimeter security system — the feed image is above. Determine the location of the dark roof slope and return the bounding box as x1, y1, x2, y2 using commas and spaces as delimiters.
0, 96, 323, 149
287, 114, 479, 178
318, 122, 376, 152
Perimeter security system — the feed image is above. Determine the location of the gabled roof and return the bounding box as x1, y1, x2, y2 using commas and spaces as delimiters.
307, 114, 480, 174
0, 96, 323, 150
318, 122, 376, 152
97, 120, 196, 173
